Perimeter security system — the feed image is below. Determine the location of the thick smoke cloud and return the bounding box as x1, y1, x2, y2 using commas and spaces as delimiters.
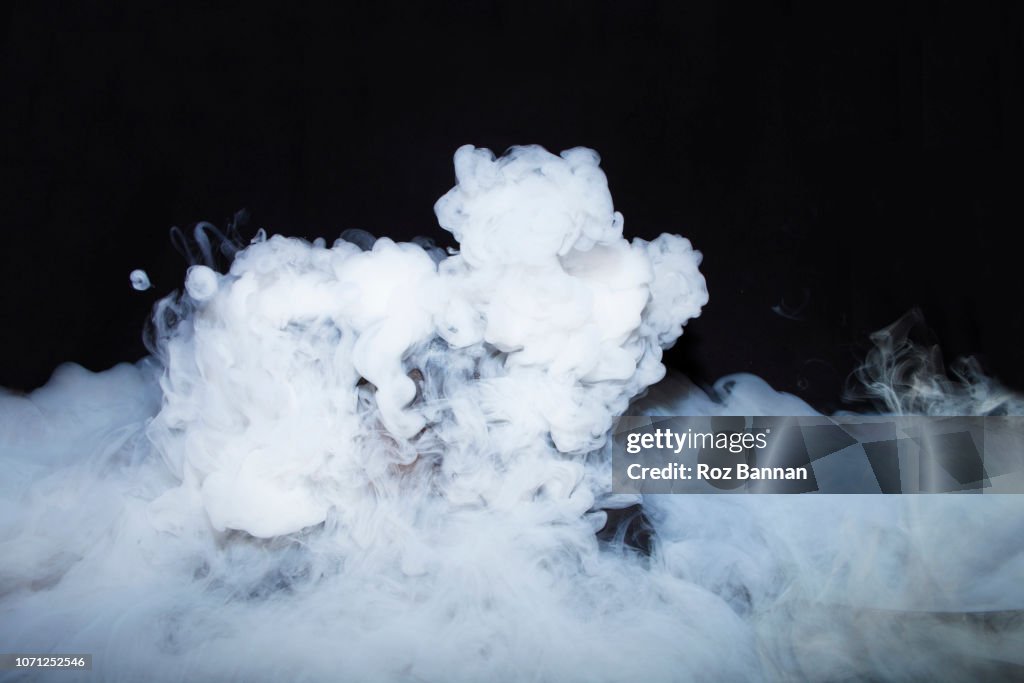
145, 144, 708, 538
1, 146, 1021, 682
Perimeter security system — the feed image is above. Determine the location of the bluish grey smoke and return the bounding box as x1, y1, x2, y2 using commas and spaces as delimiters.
129, 270, 152, 291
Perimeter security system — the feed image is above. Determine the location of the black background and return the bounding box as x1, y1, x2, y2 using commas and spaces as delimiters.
2, 1, 1021, 412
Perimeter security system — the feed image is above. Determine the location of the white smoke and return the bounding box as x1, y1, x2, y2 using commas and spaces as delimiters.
144, 144, 707, 539
847, 308, 1024, 417
1, 145, 1021, 682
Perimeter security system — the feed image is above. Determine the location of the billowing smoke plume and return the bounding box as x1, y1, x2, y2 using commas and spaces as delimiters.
145, 144, 707, 538
1, 145, 1021, 682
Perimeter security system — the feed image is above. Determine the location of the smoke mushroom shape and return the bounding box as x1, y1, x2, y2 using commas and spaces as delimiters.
1, 145, 1022, 682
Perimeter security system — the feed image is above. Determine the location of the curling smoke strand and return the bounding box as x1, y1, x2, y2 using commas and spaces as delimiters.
0, 145, 1021, 682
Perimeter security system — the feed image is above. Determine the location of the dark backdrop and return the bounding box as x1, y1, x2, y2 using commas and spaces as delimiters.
2, 1, 1021, 412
